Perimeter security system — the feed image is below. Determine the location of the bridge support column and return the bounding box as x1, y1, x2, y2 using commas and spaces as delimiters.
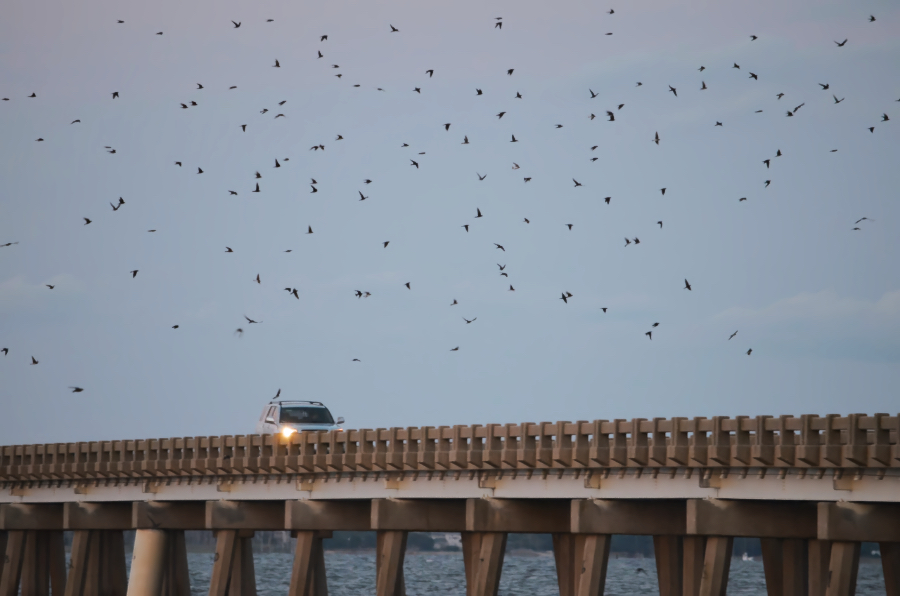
0, 531, 66, 596
375, 530, 407, 596
208, 530, 257, 596
462, 532, 507, 596
552, 533, 611, 596
289, 531, 330, 596
127, 530, 167, 596
760, 538, 808, 596
808, 540, 832, 596
0, 531, 6, 586
128, 530, 190, 596
825, 542, 859, 596
66, 530, 128, 596
682, 536, 706, 596
881, 542, 900, 596
653, 535, 683, 596
698, 536, 732, 596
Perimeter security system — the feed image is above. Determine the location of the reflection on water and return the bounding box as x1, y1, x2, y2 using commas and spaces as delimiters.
183, 551, 887, 596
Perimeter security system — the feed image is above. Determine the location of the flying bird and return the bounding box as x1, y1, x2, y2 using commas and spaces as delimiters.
31, 356, 38, 365
273, 59, 280, 67
69, 387, 83, 393
463, 317, 477, 324
83, 218, 92, 225
668, 85, 677, 97
245, 316, 261, 324
653, 131, 660, 145
729, 331, 738, 340
835, 39, 847, 47
573, 179, 582, 187
390, 24, 399, 32
495, 244, 505, 251
131, 270, 138, 278
684, 279, 692, 291
747, 349, 753, 356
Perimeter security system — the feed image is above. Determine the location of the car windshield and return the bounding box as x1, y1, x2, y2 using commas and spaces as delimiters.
279, 406, 334, 425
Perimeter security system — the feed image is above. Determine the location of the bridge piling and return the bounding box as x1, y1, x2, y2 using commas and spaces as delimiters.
288, 531, 329, 596
375, 530, 407, 596
682, 536, 706, 596
652, 535, 683, 596
698, 535, 732, 596
126, 530, 166, 596
825, 541, 860, 596
0, 531, 25, 596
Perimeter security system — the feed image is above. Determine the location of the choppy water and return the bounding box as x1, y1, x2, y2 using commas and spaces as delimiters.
180, 551, 888, 595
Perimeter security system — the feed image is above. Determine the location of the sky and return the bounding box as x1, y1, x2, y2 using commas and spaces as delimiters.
1, 0, 899, 445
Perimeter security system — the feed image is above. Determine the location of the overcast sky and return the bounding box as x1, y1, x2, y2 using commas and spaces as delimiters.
1, 0, 899, 445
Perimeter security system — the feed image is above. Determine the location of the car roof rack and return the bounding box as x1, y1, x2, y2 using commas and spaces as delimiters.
270, 400, 326, 406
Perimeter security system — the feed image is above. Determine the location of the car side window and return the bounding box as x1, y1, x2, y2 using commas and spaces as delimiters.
266, 406, 277, 421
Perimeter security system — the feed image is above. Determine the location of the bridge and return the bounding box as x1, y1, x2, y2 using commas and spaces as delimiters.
1, 414, 899, 596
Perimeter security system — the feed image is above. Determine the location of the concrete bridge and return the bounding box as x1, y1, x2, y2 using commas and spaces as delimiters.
1, 414, 899, 596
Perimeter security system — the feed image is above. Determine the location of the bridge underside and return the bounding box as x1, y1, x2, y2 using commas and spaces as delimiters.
1, 498, 899, 596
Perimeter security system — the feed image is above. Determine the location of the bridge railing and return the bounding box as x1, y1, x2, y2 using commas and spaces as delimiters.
1, 414, 898, 481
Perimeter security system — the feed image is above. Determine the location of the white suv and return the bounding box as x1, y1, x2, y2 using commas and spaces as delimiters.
255, 400, 345, 437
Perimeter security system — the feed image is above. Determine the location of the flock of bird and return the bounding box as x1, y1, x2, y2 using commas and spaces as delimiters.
1, 6, 895, 395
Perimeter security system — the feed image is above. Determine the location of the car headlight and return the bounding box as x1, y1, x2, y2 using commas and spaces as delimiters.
281, 427, 297, 438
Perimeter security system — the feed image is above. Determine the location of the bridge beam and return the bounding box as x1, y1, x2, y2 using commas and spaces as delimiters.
817, 501, 900, 542
372, 499, 465, 532
286, 500, 370, 531
687, 499, 816, 538
133, 501, 206, 530
206, 500, 283, 530
571, 499, 686, 535
0, 504, 63, 530
466, 498, 569, 533
64, 502, 131, 530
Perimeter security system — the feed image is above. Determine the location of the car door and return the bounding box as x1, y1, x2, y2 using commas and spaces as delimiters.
263, 406, 278, 433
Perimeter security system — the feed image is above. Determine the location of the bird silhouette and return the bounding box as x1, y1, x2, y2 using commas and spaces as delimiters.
684, 279, 692, 291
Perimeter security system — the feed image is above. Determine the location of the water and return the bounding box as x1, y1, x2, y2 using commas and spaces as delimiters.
181, 551, 888, 595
